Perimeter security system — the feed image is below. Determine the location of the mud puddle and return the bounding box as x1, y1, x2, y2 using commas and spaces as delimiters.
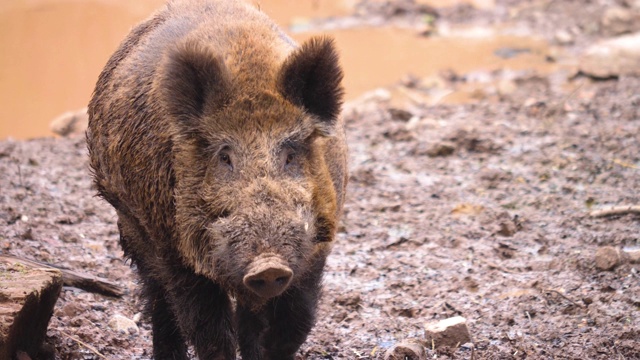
293, 27, 554, 105
1, 0, 548, 139
0, 0, 165, 140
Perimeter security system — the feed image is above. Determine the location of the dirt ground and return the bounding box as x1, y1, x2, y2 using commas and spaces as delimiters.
1, 0, 639, 359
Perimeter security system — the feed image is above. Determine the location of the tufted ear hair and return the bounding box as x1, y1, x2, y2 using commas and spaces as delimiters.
159, 40, 232, 128
277, 37, 344, 125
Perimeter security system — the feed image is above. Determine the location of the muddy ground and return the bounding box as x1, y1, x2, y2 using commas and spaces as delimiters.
1, 0, 639, 359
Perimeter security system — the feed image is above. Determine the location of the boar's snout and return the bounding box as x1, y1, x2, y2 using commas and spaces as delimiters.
243, 256, 293, 299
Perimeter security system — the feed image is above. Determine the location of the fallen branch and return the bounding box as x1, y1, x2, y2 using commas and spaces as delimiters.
0, 254, 124, 297
589, 205, 640, 218
542, 288, 584, 308
60, 331, 107, 359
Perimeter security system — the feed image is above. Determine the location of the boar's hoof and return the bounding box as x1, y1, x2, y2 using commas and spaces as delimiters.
243, 259, 293, 298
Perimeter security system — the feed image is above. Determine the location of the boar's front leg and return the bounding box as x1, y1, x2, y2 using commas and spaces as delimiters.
142, 278, 189, 360
116, 214, 237, 359
236, 269, 323, 359
117, 216, 189, 360
164, 269, 237, 360
116, 215, 191, 359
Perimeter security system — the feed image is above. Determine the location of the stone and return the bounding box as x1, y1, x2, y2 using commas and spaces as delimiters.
580, 32, 640, 78
108, 314, 139, 335
555, 30, 574, 45
49, 107, 88, 137
424, 316, 471, 349
601, 7, 640, 36
622, 247, 640, 263
425, 141, 456, 157
595, 246, 621, 271
497, 79, 517, 96
384, 339, 426, 360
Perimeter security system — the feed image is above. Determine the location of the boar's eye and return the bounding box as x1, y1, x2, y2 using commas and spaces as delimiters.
286, 152, 296, 165
218, 148, 233, 170
280, 146, 301, 173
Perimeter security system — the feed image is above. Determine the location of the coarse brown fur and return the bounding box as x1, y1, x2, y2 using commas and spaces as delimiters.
86, 0, 347, 359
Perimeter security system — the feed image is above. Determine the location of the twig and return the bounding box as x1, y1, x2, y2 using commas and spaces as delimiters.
16, 161, 24, 188
612, 158, 638, 169
396, 85, 431, 105
60, 331, 107, 359
543, 288, 584, 308
589, 205, 640, 218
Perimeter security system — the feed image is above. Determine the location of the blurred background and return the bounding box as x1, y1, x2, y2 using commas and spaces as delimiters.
0, 0, 561, 139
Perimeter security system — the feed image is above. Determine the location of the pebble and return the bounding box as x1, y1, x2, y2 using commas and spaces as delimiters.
384, 339, 426, 360
60, 303, 82, 317
424, 316, 471, 349
425, 141, 456, 157
497, 79, 517, 96
580, 32, 640, 78
601, 7, 640, 36
49, 107, 89, 137
554, 29, 574, 45
108, 314, 139, 335
623, 247, 640, 263
133, 312, 143, 324
595, 246, 621, 271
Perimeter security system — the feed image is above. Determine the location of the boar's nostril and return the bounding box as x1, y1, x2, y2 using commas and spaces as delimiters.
248, 279, 266, 288
243, 263, 293, 299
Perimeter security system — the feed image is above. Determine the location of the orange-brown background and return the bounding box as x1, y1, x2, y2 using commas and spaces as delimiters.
0, 0, 550, 139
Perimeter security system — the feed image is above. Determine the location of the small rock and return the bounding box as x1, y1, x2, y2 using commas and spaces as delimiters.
424, 316, 471, 349
580, 32, 640, 78
497, 79, 517, 96
60, 302, 82, 317
108, 314, 139, 335
601, 7, 640, 36
555, 29, 574, 45
132, 312, 143, 324
424, 141, 456, 157
50, 107, 89, 137
384, 339, 426, 360
595, 246, 621, 271
497, 221, 517, 237
622, 247, 640, 263
334, 292, 362, 308
69, 316, 87, 327
388, 108, 413, 122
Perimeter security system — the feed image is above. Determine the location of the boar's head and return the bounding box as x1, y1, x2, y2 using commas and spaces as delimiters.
156, 36, 344, 307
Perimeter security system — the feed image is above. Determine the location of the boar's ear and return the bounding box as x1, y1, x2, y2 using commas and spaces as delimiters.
277, 37, 344, 126
160, 40, 231, 125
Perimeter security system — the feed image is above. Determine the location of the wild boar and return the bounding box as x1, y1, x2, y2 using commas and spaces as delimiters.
86, 0, 347, 359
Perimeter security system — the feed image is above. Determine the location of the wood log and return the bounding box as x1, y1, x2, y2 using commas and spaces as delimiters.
0, 260, 62, 360
0, 255, 124, 298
